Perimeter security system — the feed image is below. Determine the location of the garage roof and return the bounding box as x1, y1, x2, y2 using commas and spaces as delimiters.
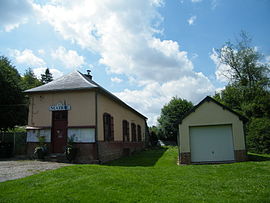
180, 96, 248, 124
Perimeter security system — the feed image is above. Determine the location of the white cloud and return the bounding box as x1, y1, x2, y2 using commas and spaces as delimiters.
33, 68, 64, 80
210, 48, 231, 83
115, 74, 215, 125
31, 0, 215, 125
9, 49, 46, 67
111, 77, 123, 83
8, 48, 64, 81
51, 46, 85, 69
38, 49, 45, 55
191, 0, 202, 3
0, 0, 33, 31
187, 16, 197, 25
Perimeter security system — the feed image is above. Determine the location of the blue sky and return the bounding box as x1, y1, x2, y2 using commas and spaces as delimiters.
0, 0, 269, 125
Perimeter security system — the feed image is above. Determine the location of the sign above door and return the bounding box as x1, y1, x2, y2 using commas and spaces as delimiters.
49, 103, 71, 111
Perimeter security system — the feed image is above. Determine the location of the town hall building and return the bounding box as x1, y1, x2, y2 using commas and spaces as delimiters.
25, 71, 147, 163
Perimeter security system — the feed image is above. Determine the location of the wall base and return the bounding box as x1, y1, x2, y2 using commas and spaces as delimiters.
98, 141, 145, 163
179, 152, 191, 164
26, 141, 144, 163
234, 149, 247, 162
179, 149, 247, 165
27, 142, 52, 157
73, 143, 97, 163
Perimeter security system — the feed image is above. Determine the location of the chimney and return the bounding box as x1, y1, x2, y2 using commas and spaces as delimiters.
86, 70, 92, 80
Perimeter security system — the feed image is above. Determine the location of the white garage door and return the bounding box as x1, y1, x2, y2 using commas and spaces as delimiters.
190, 125, 235, 162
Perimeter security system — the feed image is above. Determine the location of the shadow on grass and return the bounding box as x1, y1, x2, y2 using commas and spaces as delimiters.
105, 147, 168, 167
248, 153, 270, 162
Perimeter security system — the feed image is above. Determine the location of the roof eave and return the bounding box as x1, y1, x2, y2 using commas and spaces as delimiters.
24, 87, 97, 94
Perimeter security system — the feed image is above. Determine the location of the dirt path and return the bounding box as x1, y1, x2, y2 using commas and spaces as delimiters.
0, 160, 71, 182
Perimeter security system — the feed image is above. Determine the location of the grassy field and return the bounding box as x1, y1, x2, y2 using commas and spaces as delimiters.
0, 147, 269, 202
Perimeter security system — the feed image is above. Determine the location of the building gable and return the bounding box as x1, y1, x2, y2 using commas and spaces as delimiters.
180, 96, 247, 124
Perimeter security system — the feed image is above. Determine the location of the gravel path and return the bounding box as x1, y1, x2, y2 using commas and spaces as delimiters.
0, 160, 71, 183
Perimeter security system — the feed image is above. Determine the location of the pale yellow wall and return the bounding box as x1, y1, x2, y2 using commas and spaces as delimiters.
97, 93, 146, 141
179, 101, 246, 153
28, 90, 96, 127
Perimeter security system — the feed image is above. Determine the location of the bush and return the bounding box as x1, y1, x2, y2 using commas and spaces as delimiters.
247, 118, 270, 154
0, 142, 13, 158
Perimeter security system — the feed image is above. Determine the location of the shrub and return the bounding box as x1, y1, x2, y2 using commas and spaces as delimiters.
247, 118, 270, 154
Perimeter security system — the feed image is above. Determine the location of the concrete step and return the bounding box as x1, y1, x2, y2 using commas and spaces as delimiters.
44, 153, 69, 163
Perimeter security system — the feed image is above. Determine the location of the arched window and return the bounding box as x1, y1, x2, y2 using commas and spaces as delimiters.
103, 113, 114, 141
131, 123, 137, 142
137, 125, 142, 142
122, 120, 130, 142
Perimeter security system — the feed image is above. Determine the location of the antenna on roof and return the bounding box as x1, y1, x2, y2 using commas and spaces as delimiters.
86, 70, 92, 80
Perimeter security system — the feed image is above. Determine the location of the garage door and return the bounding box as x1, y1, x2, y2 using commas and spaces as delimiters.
190, 125, 235, 162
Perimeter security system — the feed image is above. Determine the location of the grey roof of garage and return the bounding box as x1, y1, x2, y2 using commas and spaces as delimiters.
24, 71, 147, 120
180, 96, 248, 124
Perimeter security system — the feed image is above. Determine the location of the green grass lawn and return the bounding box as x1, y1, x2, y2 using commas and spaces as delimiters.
0, 147, 269, 202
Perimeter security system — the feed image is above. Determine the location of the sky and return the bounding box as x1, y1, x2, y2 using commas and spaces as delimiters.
0, 0, 270, 125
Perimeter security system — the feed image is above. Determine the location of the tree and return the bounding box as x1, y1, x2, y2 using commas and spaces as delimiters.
215, 32, 270, 117
21, 68, 42, 90
213, 84, 243, 112
247, 118, 270, 154
157, 97, 193, 141
0, 56, 27, 131
215, 32, 270, 154
216, 31, 269, 90
149, 126, 159, 146
41, 68, 53, 84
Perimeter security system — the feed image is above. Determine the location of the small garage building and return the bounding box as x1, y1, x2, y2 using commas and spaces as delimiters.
179, 96, 247, 164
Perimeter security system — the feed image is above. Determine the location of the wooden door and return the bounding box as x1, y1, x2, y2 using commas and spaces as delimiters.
52, 111, 68, 153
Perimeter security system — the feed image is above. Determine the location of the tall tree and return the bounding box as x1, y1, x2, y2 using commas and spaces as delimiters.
215, 32, 270, 118
216, 31, 269, 90
41, 68, 53, 84
0, 56, 27, 131
158, 97, 193, 141
215, 32, 270, 153
21, 68, 42, 90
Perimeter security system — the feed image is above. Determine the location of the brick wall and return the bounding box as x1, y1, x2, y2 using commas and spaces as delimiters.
234, 150, 247, 162
27, 141, 144, 163
180, 152, 191, 164
98, 141, 145, 163
73, 143, 97, 163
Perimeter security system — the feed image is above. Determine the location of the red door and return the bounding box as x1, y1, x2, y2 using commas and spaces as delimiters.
52, 111, 68, 153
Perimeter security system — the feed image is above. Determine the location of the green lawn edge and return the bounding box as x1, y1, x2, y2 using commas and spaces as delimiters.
0, 147, 269, 203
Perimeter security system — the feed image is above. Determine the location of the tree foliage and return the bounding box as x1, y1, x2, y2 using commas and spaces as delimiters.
247, 118, 270, 154
0, 56, 27, 131
215, 32, 270, 153
216, 31, 269, 89
21, 68, 42, 90
149, 126, 159, 146
157, 97, 193, 141
41, 68, 53, 84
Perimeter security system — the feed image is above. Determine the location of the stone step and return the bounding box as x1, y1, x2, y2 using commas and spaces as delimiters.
44, 153, 69, 163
